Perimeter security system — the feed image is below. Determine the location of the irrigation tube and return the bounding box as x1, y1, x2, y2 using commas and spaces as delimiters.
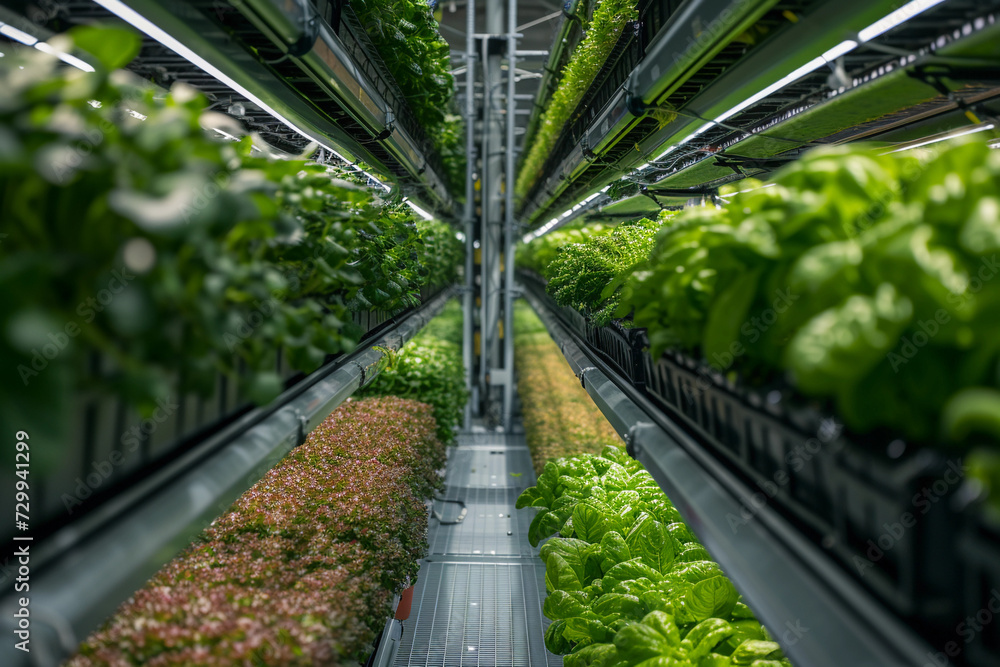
0, 289, 453, 667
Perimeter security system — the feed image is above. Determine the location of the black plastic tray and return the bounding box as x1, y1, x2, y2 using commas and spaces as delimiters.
959, 511, 1000, 666
523, 276, 963, 631
586, 320, 647, 389
641, 345, 961, 625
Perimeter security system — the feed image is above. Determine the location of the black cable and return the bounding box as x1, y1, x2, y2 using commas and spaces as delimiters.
858, 39, 1000, 69
662, 105, 834, 151
433, 497, 467, 524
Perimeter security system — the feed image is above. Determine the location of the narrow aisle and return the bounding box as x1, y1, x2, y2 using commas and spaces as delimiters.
394, 424, 561, 667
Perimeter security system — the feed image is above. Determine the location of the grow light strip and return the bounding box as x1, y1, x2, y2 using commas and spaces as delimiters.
0, 22, 36, 45
522, 190, 610, 242
0, 21, 95, 71
858, 0, 949, 42
403, 198, 435, 220
90, 0, 390, 191
884, 123, 996, 153
716, 182, 777, 201
34, 40, 95, 72
651, 0, 950, 164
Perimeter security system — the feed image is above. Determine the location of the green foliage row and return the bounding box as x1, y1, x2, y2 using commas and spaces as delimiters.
416, 218, 465, 288
546, 216, 666, 326
0, 28, 461, 472
515, 0, 638, 201
620, 141, 1000, 452
516, 223, 613, 275
520, 0, 597, 155
359, 298, 468, 444
69, 397, 446, 665
513, 300, 622, 473
517, 445, 791, 667
351, 0, 466, 194
517, 140, 1000, 506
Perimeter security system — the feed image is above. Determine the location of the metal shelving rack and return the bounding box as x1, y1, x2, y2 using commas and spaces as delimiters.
521, 285, 944, 667
4, 0, 458, 216
518, 0, 1000, 228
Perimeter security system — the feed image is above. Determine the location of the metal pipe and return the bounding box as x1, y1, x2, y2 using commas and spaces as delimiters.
502, 0, 517, 429
479, 32, 491, 408
480, 0, 505, 422
463, 0, 476, 426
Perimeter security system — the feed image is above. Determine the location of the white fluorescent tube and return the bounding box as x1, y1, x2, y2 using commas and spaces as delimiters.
34, 41, 96, 72
0, 22, 38, 45
404, 199, 435, 220
858, 0, 949, 42
886, 124, 996, 153
822, 39, 858, 61
91, 0, 388, 189
655, 145, 677, 160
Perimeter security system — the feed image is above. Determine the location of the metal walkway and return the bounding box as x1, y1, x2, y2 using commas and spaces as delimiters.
394, 430, 561, 667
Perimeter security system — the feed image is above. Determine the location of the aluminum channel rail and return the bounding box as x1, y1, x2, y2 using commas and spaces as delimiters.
522, 0, 895, 225
519, 0, 778, 223
0, 290, 453, 667
236, 0, 453, 210
95, 0, 452, 213
522, 288, 942, 667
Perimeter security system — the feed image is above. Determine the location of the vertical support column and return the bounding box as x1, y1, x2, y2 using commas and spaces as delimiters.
501, 0, 517, 429
463, 0, 477, 428
480, 0, 504, 424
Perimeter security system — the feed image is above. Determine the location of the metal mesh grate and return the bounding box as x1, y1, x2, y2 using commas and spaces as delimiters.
445, 448, 535, 489
395, 562, 560, 667
431, 488, 535, 557
457, 433, 530, 448
399, 427, 559, 667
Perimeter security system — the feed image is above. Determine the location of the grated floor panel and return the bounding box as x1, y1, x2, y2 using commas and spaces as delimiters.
396, 561, 558, 667
430, 487, 533, 557
444, 447, 534, 490
396, 429, 561, 667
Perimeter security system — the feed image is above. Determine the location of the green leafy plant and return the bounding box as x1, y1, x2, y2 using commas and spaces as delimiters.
0, 29, 460, 472
516, 223, 613, 275
515, 0, 638, 201
619, 140, 1000, 451
350, 0, 466, 194
416, 218, 465, 287
517, 446, 791, 667
546, 216, 665, 326
359, 299, 468, 443
349, 207, 427, 312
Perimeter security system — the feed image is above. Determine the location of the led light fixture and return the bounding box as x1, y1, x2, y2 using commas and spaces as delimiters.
648, 0, 950, 165
885, 123, 996, 153
0, 22, 37, 45
90, 0, 390, 189
858, 0, 949, 42
0, 21, 95, 71
403, 198, 435, 220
